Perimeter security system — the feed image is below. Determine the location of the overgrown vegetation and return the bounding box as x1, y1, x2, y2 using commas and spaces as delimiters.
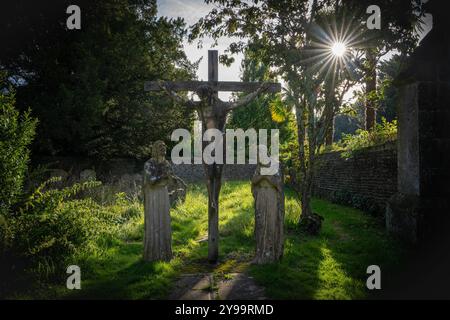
323, 190, 383, 217
3, 182, 406, 300
0, 87, 142, 295
0, 0, 414, 301
1, 1, 196, 159
0, 86, 37, 215
325, 118, 397, 158
190, 0, 422, 231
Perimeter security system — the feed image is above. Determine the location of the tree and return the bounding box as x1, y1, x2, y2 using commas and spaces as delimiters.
0, 73, 37, 260
0, 0, 197, 159
0, 73, 37, 215
228, 44, 297, 165
343, 0, 423, 130
192, 0, 368, 232
377, 54, 408, 122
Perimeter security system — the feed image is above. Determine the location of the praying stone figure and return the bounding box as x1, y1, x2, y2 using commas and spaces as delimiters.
143, 141, 173, 262
251, 155, 285, 264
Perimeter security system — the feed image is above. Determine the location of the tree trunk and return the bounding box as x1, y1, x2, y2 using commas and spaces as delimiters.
295, 88, 324, 235
325, 124, 334, 146
303, 97, 316, 220
206, 163, 222, 263
324, 95, 335, 146
298, 163, 323, 235
294, 99, 309, 216
300, 178, 313, 219
365, 49, 377, 130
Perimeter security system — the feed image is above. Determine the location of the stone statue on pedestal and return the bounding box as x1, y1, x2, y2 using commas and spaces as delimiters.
143, 141, 174, 262
251, 151, 285, 264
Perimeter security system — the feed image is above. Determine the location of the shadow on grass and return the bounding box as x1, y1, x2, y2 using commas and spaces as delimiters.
248, 191, 407, 300
56, 181, 406, 300
65, 243, 179, 299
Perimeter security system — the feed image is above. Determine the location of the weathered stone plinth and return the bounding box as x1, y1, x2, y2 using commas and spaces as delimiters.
386, 194, 450, 243
386, 81, 450, 242
251, 164, 285, 264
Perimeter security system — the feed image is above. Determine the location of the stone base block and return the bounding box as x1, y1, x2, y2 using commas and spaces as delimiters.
386, 193, 450, 243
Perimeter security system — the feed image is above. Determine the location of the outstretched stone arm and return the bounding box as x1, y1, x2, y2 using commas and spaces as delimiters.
158, 81, 198, 108
227, 82, 272, 111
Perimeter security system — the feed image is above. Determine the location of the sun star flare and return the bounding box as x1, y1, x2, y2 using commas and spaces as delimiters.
331, 42, 347, 57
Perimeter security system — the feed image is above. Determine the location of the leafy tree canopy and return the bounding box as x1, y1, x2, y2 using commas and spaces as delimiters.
0, 0, 197, 159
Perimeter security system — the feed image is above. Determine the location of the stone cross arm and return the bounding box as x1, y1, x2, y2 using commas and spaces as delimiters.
144, 80, 281, 94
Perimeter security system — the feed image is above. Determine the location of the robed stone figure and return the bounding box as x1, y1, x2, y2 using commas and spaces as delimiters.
251, 155, 285, 264
143, 141, 173, 262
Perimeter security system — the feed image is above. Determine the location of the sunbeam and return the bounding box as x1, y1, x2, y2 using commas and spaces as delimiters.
331, 42, 346, 57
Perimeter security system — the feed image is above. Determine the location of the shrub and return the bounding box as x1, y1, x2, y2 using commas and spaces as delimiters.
3, 178, 102, 279
330, 190, 382, 216
0, 90, 37, 215
0, 82, 145, 294
1, 176, 145, 292
0, 87, 38, 284
337, 118, 397, 158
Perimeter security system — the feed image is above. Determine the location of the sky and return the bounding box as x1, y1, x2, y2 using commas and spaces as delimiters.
157, 0, 243, 99
157, 0, 433, 101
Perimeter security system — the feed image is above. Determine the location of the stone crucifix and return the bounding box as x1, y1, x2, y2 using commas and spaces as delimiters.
145, 50, 281, 263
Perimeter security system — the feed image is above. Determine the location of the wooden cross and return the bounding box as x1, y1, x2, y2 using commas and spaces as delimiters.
145, 50, 281, 263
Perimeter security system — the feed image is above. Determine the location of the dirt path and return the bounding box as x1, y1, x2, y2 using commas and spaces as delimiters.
168, 272, 267, 300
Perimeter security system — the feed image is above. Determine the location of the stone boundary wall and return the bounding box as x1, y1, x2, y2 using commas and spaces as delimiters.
32, 142, 396, 215
312, 142, 397, 215
172, 164, 257, 183
31, 156, 256, 183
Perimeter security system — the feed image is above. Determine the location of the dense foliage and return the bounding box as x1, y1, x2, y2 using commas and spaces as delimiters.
0, 86, 37, 216
228, 46, 298, 169
377, 54, 408, 122
332, 118, 397, 158
0, 0, 196, 159
190, 0, 369, 221
333, 53, 406, 140
0, 83, 143, 295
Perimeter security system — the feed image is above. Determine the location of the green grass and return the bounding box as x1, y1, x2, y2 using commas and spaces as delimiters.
250, 190, 406, 299
14, 181, 406, 300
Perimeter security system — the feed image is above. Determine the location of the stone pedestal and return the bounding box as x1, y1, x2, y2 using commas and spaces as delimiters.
381, 0, 450, 298
386, 82, 450, 242
251, 165, 285, 264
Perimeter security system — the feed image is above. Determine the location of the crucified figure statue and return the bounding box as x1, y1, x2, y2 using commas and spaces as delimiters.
145, 50, 281, 263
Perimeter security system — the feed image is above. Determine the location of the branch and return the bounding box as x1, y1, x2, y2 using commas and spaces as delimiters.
226, 82, 271, 111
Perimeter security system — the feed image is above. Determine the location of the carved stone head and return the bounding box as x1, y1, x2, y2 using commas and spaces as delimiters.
196, 85, 214, 102
151, 140, 167, 162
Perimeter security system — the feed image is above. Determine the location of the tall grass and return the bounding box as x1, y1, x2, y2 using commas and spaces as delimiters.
5, 181, 406, 300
